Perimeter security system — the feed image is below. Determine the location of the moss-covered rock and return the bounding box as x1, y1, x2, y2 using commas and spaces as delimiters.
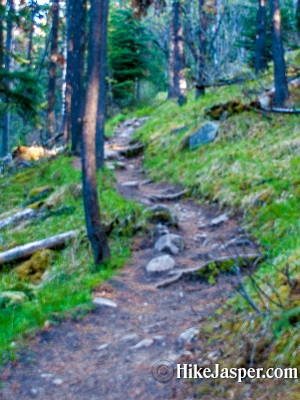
28, 186, 53, 199
143, 204, 178, 227
45, 182, 82, 208
15, 250, 55, 283
0, 291, 28, 309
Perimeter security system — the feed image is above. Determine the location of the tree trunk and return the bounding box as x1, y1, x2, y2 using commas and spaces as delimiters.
195, 0, 207, 99
81, 0, 110, 265
0, 0, 5, 70
96, 0, 109, 170
47, 0, 59, 138
62, 0, 74, 143
27, 1, 35, 69
296, 0, 300, 38
269, 0, 289, 106
71, 0, 87, 154
2, 0, 15, 157
255, 0, 268, 73
168, 1, 187, 106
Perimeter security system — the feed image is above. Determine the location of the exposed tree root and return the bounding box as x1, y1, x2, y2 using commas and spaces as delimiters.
156, 253, 262, 288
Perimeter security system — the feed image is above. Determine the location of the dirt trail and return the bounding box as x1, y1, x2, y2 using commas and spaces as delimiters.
0, 118, 258, 400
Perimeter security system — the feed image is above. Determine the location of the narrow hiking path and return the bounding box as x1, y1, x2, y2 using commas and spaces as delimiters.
0, 118, 258, 400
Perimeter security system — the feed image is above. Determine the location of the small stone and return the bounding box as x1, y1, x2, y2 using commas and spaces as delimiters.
53, 378, 64, 386
154, 233, 184, 255
92, 297, 118, 308
130, 338, 154, 350
41, 373, 54, 379
194, 233, 207, 242
120, 333, 139, 342
97, 343, 111, 350
30, 389, 38, 395
146, 255, 176, 273
153, 335, 164, 341
207, 349, 221, 361
211, 243, 220, 250
121, 181, 140, 188
209, 213, 229, 227
177, 327, 198, 344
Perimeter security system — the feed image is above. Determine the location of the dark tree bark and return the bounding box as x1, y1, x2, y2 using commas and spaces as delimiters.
195, 0, 207, 99
27, 0, 35, 69
71, 0, 87, 154
47, 0, 59, 138
168, 0, 187, 106
296, 0, 300, 38
269, 0, 289, 106
81, 0, 110, 264
96, 0, 109, 170
255, 0, 268, 74
0, 0, 5, 70
62, 0, 74, 142
2, 0, 15, 157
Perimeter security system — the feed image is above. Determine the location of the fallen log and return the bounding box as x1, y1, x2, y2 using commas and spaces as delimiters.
0, 208, 37, 231
0, 230, 80, 265
156, 253, 262, 288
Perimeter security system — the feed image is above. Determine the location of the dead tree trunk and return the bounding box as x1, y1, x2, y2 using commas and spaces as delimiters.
296, 0, 300, 38
47, 0, 59, 138
269, 0, 289, 106
71, 0, 87, 154
96, 0, 109, 170
168, 1, 187, 106
2, 0, 15, 157
255, 0, 268, 74
81, 0, 110, 264
62, 0, 74, 143
195, 0, 208, 99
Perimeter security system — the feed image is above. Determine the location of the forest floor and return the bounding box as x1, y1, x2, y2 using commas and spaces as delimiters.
0, 119, 259, 399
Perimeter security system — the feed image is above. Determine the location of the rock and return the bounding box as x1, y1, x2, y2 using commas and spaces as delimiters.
121, 181, 140, 188
53, 378, 64, 386
177, 327, 198, 344
45, 183, 82, 208
155, 224, 169, 236
146, 255, 176, 273
41, 373, 54, 379
154, 234, 184, 255
93, 297, 118, 308
130, 338, 154, 350
121, 333, 139, 342
207, 349, 221, 362
119, 144, 144, 158
194, 233, 207, 242
179, 122, 219, 150
104, 149, 121, 160
115, 161, 126, 169
209, 213, 229, 227
15, 250, 55, 283
143, 204, 178, 227
0, 291, 28, 309
97, 343, 111, 350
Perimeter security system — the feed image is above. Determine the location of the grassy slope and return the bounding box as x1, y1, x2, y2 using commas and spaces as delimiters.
128, 84, 300, 394
0, 156, 140, 365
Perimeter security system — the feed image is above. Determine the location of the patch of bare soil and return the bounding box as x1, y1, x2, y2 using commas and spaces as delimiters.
0, 118, 259, 400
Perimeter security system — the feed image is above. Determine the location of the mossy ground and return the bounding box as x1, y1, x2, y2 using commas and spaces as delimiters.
0, 156, 141, 366
107, 76, 300, 395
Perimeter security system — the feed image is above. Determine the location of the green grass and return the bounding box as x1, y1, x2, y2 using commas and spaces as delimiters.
0, 156, 140, 365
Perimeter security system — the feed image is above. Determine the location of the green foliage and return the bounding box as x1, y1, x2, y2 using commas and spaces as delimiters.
108, 8, 155, 106
0, 70, 42, 123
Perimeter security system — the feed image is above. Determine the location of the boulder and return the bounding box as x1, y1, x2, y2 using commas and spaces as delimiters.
188, 122, 219, 150
146, 255, 176, 273
154, 233, 184, 255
